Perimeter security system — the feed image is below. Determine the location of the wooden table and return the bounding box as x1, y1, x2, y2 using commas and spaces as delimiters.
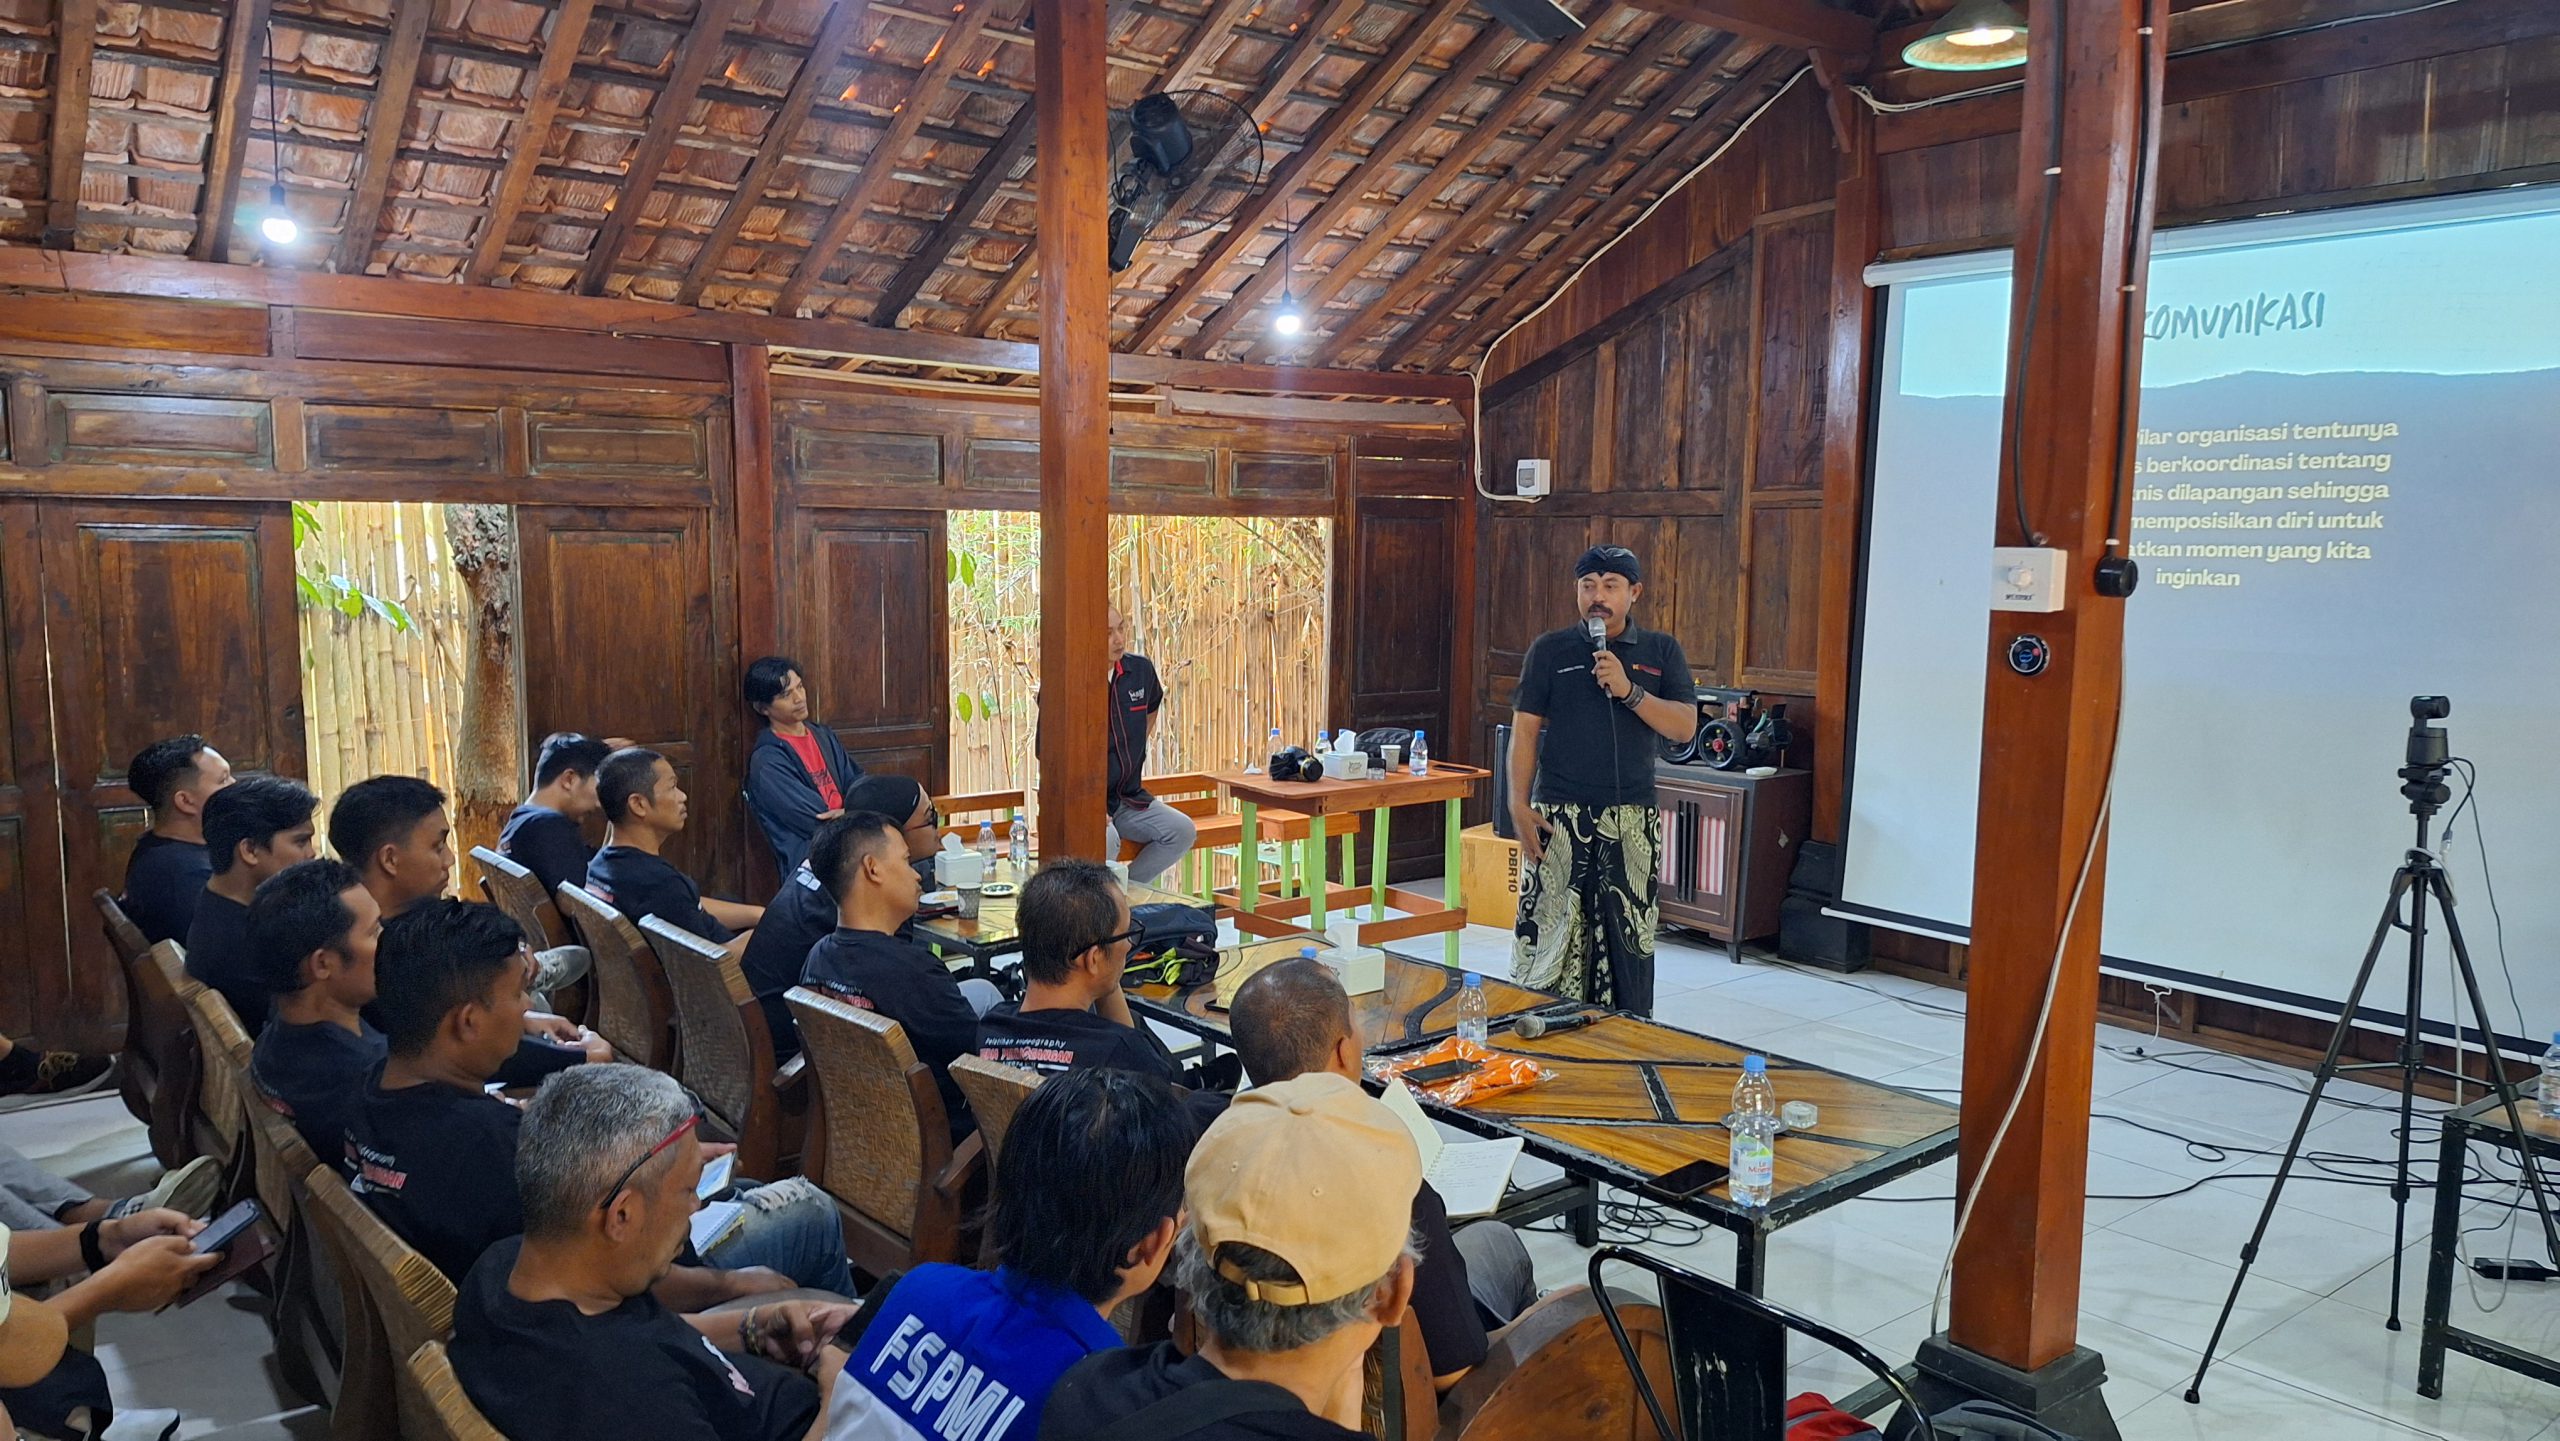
1125, 939, 1563, 1052
912, 858, 1204, 978
1216, 762, 1490, 967
2421, 1094, 2560, 1399
1427, 1013, 1960, 1295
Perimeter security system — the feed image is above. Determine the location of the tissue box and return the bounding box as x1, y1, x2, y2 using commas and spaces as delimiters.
1319, 751, 1370, 781
933, 851, 986, 888
1318, 945, 1386, 996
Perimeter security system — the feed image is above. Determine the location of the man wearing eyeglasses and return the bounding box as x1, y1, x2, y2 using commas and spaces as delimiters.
1506, 546, 1697, 1016
974, 860, 1183, 1084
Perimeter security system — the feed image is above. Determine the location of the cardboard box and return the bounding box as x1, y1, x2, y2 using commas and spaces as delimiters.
1458, 823, 1521, 920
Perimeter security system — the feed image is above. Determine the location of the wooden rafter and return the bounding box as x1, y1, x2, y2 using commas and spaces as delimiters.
771, 0, 1002, 318
1308, 18, 1701, 367
1424, 48, 1801, 372
1122, 2, 1466, 355
186, 0, 269, 259
1622, 0, 1872, 53
44, 0, 101, 250
465, 0, 603, 286
672, 0, 877, 306
331, 0, 435, 275
575, 0, 749, 295
1229, 9, 1621, 363
871, 99, 1038, 327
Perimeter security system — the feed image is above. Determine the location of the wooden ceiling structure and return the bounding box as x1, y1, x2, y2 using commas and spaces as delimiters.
2, 0, 2425, 385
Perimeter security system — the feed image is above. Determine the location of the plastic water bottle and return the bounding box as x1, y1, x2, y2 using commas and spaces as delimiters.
1409, 730, 1430, 776
1266, 726, 1282, 767
1007, 822, 1029, 874
2539, 1031, 2560, 1121
1730, 1055, 1779, 1206
977, 821, 997, 865
1456, 972, 1489, 1045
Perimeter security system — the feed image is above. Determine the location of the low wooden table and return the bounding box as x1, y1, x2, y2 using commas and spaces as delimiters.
1216, 762, 1490, 967
1124, 939, 1562, 1052
911, 858, 1206, 978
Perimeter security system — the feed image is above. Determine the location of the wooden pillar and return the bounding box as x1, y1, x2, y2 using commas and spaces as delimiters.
1949, 0, 2165, 1373
729, 343, 779, 661
1033, 0, 1111, 860
1809, 66, 1880, 847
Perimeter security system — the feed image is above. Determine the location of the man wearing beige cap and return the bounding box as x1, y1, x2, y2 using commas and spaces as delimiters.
1038, 1073, 1420, 1439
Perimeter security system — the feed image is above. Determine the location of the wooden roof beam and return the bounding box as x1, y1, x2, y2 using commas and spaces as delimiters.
186, 0, 269, 259
771, 0, 1002, 318
1121, 1, 1465, 354
1227, 6, 1619, 363
465, 0, 602, 285
871, 99, 1037, 326
1623, 0, 1870, 54
330, 0, 434, 275
574, 0, 750, 295
1308, 18, 1700, 367
44, 0, 102, 250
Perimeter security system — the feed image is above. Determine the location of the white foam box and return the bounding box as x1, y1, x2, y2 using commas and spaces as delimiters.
1319, 945, 1386, 996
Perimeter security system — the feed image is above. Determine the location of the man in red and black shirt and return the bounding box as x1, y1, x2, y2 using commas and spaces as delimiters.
1102, 608, 1195, 885
742, 656, 863, 873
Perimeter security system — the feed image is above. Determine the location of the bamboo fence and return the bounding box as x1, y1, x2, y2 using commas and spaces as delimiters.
946, 512, 1333, 809
296, 501, 472, 805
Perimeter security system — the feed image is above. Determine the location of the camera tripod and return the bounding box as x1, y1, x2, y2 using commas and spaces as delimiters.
2185, 698, 2560, 1404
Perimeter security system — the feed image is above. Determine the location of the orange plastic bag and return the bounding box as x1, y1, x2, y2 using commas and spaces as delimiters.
1372, 1036, 1552, 1108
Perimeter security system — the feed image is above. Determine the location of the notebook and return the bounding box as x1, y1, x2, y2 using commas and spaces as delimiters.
1381, 1076, 1522, 1220
690, 1200, 746, 1254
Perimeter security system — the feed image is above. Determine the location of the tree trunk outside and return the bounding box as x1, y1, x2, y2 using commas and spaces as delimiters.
446, 504, 520, 898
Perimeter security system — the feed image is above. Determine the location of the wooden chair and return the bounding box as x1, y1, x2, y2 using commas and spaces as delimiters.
553, 881, 676, 1071
641, 916, 803, 1179
171, 962, 254, 1187
1438, 1286, 1678, 1440
1258, 806, 1368, 905
948, 1055, 1041, 1172
934, 789, 1025, 844
400, 1339, 507, 1441
785, 985, 978, 1281
1364, 1307, 1440, 1441
122, 930, 198, 1168
93, 890, 161, 1128
1130, 773, 1247, 902
244, 1085, 342, 1411
471, 845, 565, 952
304, 1162, 457, 1440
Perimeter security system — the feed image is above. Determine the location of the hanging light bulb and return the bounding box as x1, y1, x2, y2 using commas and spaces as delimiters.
1272, 291, 1305, 337
1902, 0, 2030, 72
259, 182, 298, 245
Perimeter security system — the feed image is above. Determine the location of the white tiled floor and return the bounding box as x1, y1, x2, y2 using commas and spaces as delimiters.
9, 901, 2554, 1439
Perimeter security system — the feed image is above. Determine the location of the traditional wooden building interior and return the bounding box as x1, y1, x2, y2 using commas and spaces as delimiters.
1, 0, 2557, 1436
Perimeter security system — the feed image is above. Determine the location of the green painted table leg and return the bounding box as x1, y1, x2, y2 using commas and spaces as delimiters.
1238, 800, 1260, 915
1340, 832, 1358, 901
1307, 814, 1329, 932
1370, 806, 1390, 922
1444, 795, 1464, 968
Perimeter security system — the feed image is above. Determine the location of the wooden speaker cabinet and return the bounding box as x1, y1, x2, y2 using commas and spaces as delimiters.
1654, 764, 1812, 960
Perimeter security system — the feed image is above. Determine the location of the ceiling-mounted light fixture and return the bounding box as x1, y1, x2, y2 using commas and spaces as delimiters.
1270, 196, 1305, 339
255, 20, 296, 245
1902, 0, 2030, 72
259, 182, 298, 245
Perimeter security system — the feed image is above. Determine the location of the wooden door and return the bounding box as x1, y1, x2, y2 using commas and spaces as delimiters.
1340, 486, 1460, 880
782, 508, 947, 788
0, 503, 65, 1041
41, 501, 303, 1051
516, 506, 745, 901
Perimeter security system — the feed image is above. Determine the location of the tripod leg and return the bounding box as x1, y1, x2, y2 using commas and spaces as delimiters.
2187, 870, 2414, 1403
2432, 873, 2560, 1265
2386, 866, 2432, 1329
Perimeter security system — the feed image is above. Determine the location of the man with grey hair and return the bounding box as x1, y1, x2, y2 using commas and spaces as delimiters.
451, 1064, 857, 1440
1039, 1072, 1420, 1439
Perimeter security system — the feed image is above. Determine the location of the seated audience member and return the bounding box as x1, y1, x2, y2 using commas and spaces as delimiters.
975, 860, 1180, 1084
119, 733, 235, 944
1226, 961, 1536, 1391
827, 1067, 1187, 1439
185, 775, 320, 1024
333, 776, 603, 1080
501, 732, 615, 898
346, 901, 850, 1296
799, 813, 1000, 1132
743, 657, 864, 875
452, 1065, 854, 1441
248, 859, 387, 1163
1041, 1074, 1421, 1440
588, 747, 764, 943
0, 1204, 223, 1436
740, 777, 942, 1060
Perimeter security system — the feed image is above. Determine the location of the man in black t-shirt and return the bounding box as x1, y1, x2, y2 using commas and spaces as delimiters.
1101, 607, 1195, 885
500, 732, 614, 898
452, 1066, 854, 1441
186, 776, 320, 1025
1505, 546, 1698, 1015
740, 775, 945, 1062
799, 813, 1000, 1133
586, 747, 763, 947
120, 734, 235, 945
247, 860, 386, 1165
976, 861, 1182, 1084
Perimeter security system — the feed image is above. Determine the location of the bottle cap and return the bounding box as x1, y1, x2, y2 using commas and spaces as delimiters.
1302, 946, 1318, 959
1743, 1054, 1766, 1074
1463, 971, 1481, 986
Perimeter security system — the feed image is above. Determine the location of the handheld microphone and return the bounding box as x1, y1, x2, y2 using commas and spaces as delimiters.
1514, 1010, 1602, 1040
1584, 615, 1608, 650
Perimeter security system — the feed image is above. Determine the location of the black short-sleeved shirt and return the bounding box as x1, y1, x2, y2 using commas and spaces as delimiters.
977, 1001, 1182, 1085
741, 862, 834, 1003
803, 927, 977, 1126
587, 845, 734, 944
1106, 654, 1167, 806
123, 833, 212, 946
452, 1237, 819, 1441
1040, 1344, 1363, 1440
1510, 623, 1697, 807
343, 1064, 526, 1281
184, 890, 267, 1027
498, 803, 594, 900
252, 1017, 387, 1164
